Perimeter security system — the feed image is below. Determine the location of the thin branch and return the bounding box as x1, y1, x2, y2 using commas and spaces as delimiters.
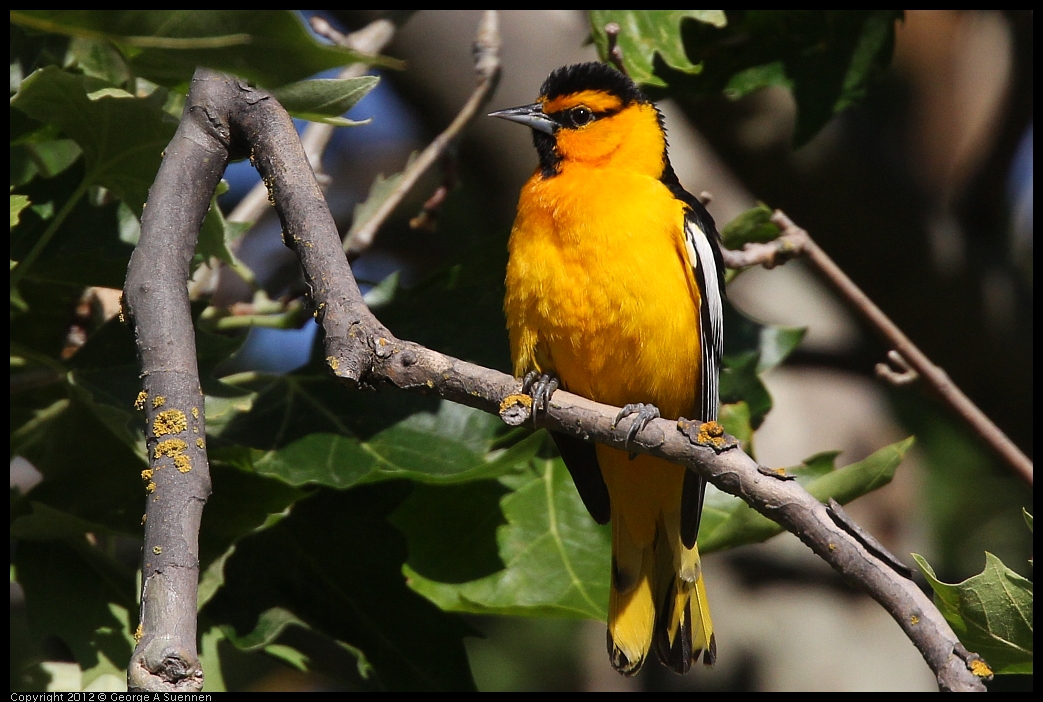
312, 307, 988, 692
604, 22, 627, 76
300, 17, 397, 181
876, 349, 920, 386
343, 10, 501, 257
719, 220, 809, 270
231, 17, 397, 226
768, 211, 1032, 485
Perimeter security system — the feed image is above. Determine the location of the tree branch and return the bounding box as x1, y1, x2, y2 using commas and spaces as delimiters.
727, 211, 1031, 485
344, 10, 501, 257
314, 308, 988, 693
123, 70, 234, 693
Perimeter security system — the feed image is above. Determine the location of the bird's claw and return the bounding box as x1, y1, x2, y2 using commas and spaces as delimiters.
613, 403, 661, 456
522, 371, 559, 415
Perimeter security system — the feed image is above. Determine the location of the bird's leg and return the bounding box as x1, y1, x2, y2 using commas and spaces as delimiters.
522, 371, 559, 415
613, 403, 661, 457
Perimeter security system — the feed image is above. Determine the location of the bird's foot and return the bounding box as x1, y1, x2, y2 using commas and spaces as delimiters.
522, 371, 559, 415
613, 403, 661, 457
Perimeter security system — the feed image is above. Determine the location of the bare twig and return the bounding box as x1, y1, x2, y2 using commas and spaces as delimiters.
604, 22, 627, 75
876, 349, 920, 386
720, 224, 808, 269
768, 210, 1033, 485
409, 154, 456, 232
344, 10, 501, 257
231, 17, 396, 227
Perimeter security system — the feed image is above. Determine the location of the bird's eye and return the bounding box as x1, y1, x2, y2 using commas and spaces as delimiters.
569, 106, 594, 127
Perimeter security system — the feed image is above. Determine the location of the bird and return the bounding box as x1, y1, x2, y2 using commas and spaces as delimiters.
491, 61, 725, 676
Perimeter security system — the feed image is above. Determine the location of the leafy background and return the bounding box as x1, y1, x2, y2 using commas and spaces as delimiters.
10, 10, 1032, 692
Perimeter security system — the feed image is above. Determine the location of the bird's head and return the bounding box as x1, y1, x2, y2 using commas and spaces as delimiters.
490, 62, 668, 179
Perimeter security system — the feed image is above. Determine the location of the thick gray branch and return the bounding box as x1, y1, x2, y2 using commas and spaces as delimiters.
123, 69, 236, 692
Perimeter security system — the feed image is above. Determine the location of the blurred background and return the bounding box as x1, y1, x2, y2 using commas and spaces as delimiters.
122, 10, 1034, 691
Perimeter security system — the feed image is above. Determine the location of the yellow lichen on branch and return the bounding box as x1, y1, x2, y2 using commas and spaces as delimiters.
154, 439, 188, 458
153, 409, 187, 437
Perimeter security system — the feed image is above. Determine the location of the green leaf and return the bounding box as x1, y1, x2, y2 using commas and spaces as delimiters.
197, 546, 237, 613
699, 437, 913, 553
204, 484, 476, 691
198, 462, 305, 578
401, 457, 611, 620
785, 11, 901, 145
221, 606, 308, 652
724, 61, 791, 101
914, 552, 1033, 675
893, 396, 1033, 586
195, 624, 228, 692
346, 164, 410, 245
390, 481, 510, 585
593, 11, 902, 146
11, 194, 31, 229
719, 351, 772, 429
64, 315, 152, 455
195, 199, 238, 268
10, 138, 83, 188
220, 365, 542, 488
720, 203, 782, 250
719, 400, 754, 456
11, 66, 178, 212
13, 392, 148, 535
11, 163, 136, 290
589, 11, 727, 87
271, 76, 379, 126
9, 102, 84, 186
724, 300, 806, 374
214, 607, 374, 683
13, 539, 137, 689
10, 10, 401, 90
10, 501, 124, 541
67, 35, 132, 85
362, 270, 400, 309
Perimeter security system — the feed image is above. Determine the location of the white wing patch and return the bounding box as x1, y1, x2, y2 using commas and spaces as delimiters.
683, 217, 724, 423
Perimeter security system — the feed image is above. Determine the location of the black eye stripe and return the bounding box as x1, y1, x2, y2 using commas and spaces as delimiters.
547, 106, 619, 128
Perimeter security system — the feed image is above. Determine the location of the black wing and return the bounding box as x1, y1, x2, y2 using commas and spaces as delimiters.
661, 164, 726, 548
550, 431, 611, 525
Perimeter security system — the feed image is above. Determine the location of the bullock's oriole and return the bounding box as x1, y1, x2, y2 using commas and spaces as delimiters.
491, 62, 725, 675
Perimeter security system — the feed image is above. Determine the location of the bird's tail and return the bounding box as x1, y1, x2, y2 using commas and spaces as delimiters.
607, 502, 658, 675
654, 538, 716, 673
604, 453, 715, 676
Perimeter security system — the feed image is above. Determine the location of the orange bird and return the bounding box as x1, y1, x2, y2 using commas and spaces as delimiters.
492, 62, 725, 675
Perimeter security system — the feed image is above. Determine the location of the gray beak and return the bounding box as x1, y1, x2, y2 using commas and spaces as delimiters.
489, 103, 557, 135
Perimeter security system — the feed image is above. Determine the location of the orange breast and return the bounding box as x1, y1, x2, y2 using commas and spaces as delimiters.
504, 163, 702, 420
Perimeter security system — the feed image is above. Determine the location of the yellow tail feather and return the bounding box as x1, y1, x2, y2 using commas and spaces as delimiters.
602, 450, 715, 675
607, 505, 656, 674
